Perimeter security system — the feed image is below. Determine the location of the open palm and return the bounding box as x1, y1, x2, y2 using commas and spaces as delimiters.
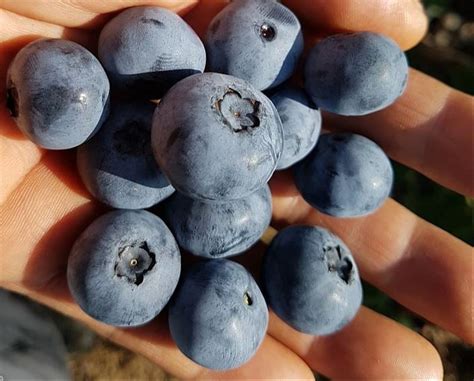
0, 0, 472, 379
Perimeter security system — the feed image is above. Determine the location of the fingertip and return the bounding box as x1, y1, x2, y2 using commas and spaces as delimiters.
0, 0, 200, 29
269, 306, 445, 380
419, 337, 444, 381
284, 0, 428, 50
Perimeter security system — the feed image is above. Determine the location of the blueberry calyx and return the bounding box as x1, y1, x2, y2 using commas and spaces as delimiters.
113, 121, 150, 156
6, 86, 19, 118
216, 88, 261, 132
259, 23, 276, 42
324, 244, 354, 284
114, 241, 156, 285
243, 291, 253, 306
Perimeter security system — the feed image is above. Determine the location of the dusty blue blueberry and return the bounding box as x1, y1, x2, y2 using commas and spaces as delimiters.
206, 0, 303, 91
67, 210, 181, 327
163, 186, 272, 258
152, 73, 283, 201
262, 225, 362, 335
98, 6, 206, 98
6, 39, 110, 149
305, 32, 408, 115
294, 133, 393, 217
77, 101, 174, 209
270, 87, 322, 169
169, 259, 268, 370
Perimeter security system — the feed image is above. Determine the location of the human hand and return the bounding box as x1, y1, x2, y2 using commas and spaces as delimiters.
0, 0, 472, 379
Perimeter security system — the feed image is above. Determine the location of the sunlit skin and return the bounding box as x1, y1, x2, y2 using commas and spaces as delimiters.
0, 1, 472, 379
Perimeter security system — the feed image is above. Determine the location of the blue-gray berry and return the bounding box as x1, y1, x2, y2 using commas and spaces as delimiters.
262, 226, 362, 335
77, 101, 174, 209
98, 6, 206, 98
305, 32, 408, 115
6, 39, 110, 149
67, 210, 181, 327
169, 259, 268, 370
152, 73, 283, 201
294, 133, 393, 217
206, 0, 303, 91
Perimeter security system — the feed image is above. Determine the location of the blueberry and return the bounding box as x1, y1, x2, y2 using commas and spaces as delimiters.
163, 186, 272, 258
152, 73, 283, 201
77, 101, 174, 209
305, 32, 409, 115
206, 0, 304, 91
270, 87, 322, 169
294, 133, 393, 217
67, 210, 180, 327
262, 226, 362, 335
169, 259, 268, 370
98, 6, 206, 98
6, 39, 110, 149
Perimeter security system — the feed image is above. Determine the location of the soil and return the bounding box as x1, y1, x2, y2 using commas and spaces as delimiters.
68, 338, 178, 381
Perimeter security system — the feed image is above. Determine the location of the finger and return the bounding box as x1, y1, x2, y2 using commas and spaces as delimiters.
1, 278, 202, 380
7, 280, 314, 380
202, 335, 314, 380
324, 69, 474, 197
185, 0, 427, 51
0, 9, 95, 76
234, 240, 443, 379
271, 174, 474, 344
0, 10, 95, 204
269, 307, 443, 380
0, 151, 98, 284
0, 153, 201, 378
0, 9, 95, 117
0, 9, 97, 103
284, 0, 428, 50
0, 0, 199, 29
0, 154, 315, 380
184, 0, 227, 37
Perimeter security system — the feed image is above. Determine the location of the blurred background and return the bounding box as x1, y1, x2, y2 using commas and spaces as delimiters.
1, 1, 473, 380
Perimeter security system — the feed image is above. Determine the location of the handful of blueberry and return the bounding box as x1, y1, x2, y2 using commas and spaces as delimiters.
6, 0, 408, 371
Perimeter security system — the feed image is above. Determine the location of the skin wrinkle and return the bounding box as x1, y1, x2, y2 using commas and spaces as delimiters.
404, 89, 470, 192
0, 10, 96, 203
362, 203, 419, 279
284, 0, 428, 50
59, 0, 96, 17
420, 91, 470, 189
325, 70, 473, 196
0, 137, 42, 204
0, 9, 90, 44
434, 93, 464, 146
0, 0, 200, 28
273, 194, 420, 279
0, 156, 92, 284
393, 79, 449, 172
